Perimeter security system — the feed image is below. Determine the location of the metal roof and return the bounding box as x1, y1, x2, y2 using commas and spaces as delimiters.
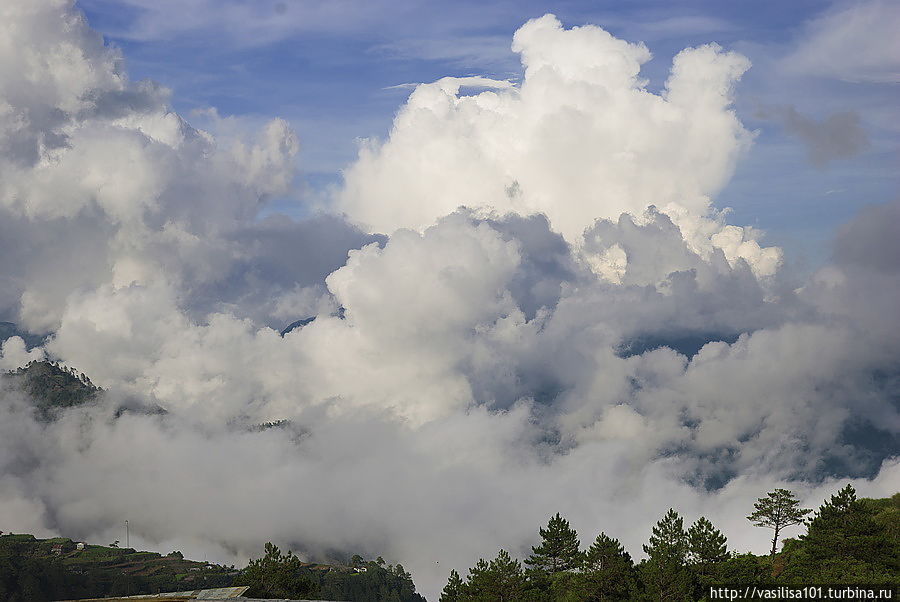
58, 587, 344, 602
136, 588, 250, 599
59, 587, 249, 601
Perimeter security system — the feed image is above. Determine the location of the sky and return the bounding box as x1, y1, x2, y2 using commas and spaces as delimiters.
75, 0, 900, 265
0, 1, 898, 599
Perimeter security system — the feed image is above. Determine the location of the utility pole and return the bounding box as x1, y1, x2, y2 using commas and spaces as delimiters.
125, 520, 129, 549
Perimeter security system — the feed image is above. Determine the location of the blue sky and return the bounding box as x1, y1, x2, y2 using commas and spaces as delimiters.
78, 0, 899, 267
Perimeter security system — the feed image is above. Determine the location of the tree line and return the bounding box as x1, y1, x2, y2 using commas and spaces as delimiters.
439, 484, 899, 601
0, 484, 895, 601
233, 542, 425, 601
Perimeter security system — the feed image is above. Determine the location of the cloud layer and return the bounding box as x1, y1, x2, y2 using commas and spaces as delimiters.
0, 4, 897, 599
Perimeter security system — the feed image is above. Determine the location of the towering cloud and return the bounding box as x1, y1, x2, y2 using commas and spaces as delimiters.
0, 3, 897, 599
338, 15, 780, 278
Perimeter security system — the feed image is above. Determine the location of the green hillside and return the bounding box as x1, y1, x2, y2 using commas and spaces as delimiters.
0, 534, 234, 600
0, 533, 425, 602
1, 360, 101, 420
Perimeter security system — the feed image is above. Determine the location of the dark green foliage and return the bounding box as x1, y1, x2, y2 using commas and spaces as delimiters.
805, 484, 865, 561
487, 549, 526, 601
444, 488, 898, 602
461, 549, 526, 602
779, 484, 899, 584
0, 534, 232, 600
641, 509, 693, 601
1, 360, 101, 420
686, 517, 730, 600
544, 570, 592, 602
687, 517, 728, 576
869, 492, 900, 543
440, 568, 464, 602
643, 510, 688, 564
465, 559, 491, 595
0, 542, 88, 602
525, 513, 582, 574
309, 559, 426, 602
235, 546, 426, 601
707, 552, 772, 585
449, 488, 899, 602
0, 532, 424, 602
580, 532, 636, 601
232, 542, 319, 599
747, 488, 811, 557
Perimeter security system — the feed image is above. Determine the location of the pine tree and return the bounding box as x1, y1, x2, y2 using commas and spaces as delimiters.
465, 550, 525, 602
642, 509, 692, 602
686, 516, 729, 599
797, 484, 898, 580
464, 558, 491, 600
233, 542, 319, 599
812, 484, 857, 525
525, 513, 582, 574
687, 517, 729, 576
644, 509, 688, 565
439, 569, 464, 602
581, 532, 635, 601
747, 489, 811, 557
487, 549, 525, 602
393, 563, 411, 580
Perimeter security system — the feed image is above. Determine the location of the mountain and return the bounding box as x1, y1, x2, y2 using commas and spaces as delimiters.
1, 360, 101, 420
281, 317, 317, 337
280, 308, 346, 337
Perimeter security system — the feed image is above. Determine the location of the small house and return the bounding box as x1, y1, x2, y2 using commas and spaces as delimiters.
76, 542, 86, 550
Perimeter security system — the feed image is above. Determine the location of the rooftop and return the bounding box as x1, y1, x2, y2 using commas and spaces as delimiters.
58, 587, 344, 602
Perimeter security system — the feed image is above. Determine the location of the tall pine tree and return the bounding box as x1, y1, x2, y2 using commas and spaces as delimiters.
686, 516, 729, 599
525, 513, 582, 574
464, 550, 525, 602
687, 517, 729, 576
581, 532, 635, 601
642, 509, 692, 602
439, 569, 464, 602
464, 558, 491, 601
747, 489, 811, 557
488, 549, 526, 602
